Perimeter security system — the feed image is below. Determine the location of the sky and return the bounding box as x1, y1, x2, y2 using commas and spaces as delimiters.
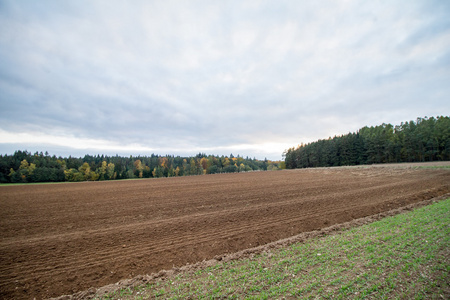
0, 0, 449, 160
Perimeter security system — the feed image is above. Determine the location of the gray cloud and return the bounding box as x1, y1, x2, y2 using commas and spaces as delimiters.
1, 0, 449, 160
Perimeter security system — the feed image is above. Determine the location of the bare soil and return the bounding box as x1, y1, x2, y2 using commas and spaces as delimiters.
1, 165, 449, 299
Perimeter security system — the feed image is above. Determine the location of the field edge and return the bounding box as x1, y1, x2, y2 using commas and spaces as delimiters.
52, 192, 450, 300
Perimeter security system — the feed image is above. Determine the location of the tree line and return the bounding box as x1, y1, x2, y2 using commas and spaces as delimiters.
284, 116, 450, 169
0, 151, 284, 183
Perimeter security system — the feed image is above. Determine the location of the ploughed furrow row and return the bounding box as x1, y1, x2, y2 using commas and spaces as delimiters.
1, 180, 443, 294
0, 197, 329, 278
0, 182, 442, 262
0, 170, 422, 239
0, 189, 368, 287
1, 180, 445, 288
0, 204, 353, 295
1, 168, 449, 299
0, 175, 372, 245
1, 177, 412, 254
0, 189, 436, 300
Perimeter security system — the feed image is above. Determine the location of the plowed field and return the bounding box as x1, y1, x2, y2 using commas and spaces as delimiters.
1, 165, 449, 299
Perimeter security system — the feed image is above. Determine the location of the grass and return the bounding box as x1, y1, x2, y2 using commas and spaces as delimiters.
415, 165, 450, 169
98, 198, 450, 299
0, 181, 69, 186
0, 178, 144, 186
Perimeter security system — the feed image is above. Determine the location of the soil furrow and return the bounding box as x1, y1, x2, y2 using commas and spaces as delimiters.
1, 166, 449, 299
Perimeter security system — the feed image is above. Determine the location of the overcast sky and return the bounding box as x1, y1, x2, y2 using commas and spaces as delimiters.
0, 0, 449, 160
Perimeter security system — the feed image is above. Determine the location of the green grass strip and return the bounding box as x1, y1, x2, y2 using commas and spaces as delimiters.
100, 199, 450, 299
0, 181, 68, 186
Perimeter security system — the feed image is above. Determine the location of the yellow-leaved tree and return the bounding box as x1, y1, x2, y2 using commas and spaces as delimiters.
99, 161, 107, 180
78, 162, 91, 180
106, 163, 115, 180
134, 159, 144, 178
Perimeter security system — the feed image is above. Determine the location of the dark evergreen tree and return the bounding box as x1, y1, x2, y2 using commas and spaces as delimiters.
285, 116, 450, 169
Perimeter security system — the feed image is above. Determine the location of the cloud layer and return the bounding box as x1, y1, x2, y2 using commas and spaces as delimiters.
1, 0, 449, 159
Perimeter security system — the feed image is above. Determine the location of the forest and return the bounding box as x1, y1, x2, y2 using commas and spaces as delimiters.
0, 151, 283, 183
2, 116, 448, 183
284, 116, 450, 169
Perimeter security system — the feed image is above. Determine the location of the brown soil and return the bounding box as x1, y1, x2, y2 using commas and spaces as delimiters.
1, 166, 449, 299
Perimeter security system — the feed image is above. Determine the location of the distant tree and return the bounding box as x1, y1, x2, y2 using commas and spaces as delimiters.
152, 166, 164, 178
207, 165, 220, 174
134, 159, 144, 178
64, 168, 84, 182
223, 164, 237, 173
174, 166, 181, 176
222, 157, 231, 167
106, 162, 116, 180
200, 157, 209, 174
0, 148, 277, 183
78, 162, 91, 181
99, 161, 107, 180
285, 116, 450, 169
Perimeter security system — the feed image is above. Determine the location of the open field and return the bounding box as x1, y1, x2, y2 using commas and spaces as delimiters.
101, 197, 450, 299
1, 164, 450, 299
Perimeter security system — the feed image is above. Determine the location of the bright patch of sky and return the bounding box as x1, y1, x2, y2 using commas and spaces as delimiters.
1, 0, 449, 160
